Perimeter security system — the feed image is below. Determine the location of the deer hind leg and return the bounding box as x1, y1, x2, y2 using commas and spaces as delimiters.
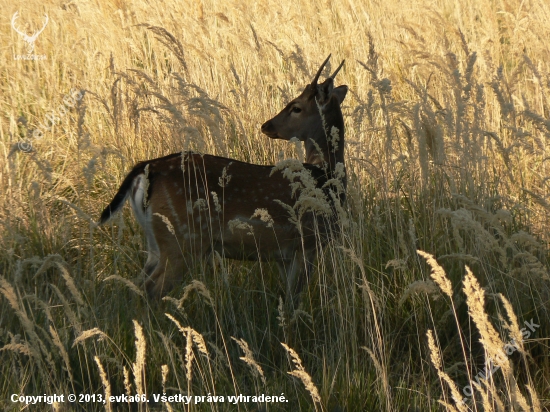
144, 250, 184, 300
143, 213, 215, 300
144, 236, 217, 299
144, 260, 165, 300
141, 223, 160, 281
130, 177, 186, 299
128, 174, 160, 282
142, 250, 159, 278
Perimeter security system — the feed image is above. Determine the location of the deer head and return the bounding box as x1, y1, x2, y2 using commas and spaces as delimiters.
261, 55, 348, 168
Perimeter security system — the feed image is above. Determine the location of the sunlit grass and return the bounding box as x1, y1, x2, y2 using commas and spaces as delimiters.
1, 0, 549, 410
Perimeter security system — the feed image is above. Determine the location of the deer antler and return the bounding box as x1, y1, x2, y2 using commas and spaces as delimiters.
311, 54, 331, 87
330, 60, 345, 79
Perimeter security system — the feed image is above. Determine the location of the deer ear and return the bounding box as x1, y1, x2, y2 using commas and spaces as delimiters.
316, 79, 334, 104
332, 85, 348, 105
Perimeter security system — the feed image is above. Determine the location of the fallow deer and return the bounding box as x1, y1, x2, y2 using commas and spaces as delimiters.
99, 56, 348, 304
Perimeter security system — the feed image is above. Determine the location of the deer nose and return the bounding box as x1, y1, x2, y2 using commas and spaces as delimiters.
261, 120, 274, 136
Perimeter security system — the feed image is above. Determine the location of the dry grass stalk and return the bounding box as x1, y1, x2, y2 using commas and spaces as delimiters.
161, 364, 174, 412
49, 325, 74, 382
526, 384, 542, 412
132, 320, 147, 395
0, 277, 46, 361
276, 296, 286, 328
184, 328, 194, 382
228, 218, 254, 235
165, 313, 209, 382
153, 213, 176, 236
463, 267, 535, 410
161, 364, 169, 390
478, 382, 504, 412
231, 337, 266, 384
289, 136, 304, 162
103, 275, 144, 297
281, 342, 321, 404
437, 400, 459, 411
476, 379, 506, 412
31, 255, 85, 306
477, 386, 495, 412
30, 255, 61, 279
271, 158, 333, 222
498, 294, 525, 354
417, 250, 453, 298
251, 208, 274, 227
342, 246, 379, 318
72, 328, 108, 347
426, 329, 442, 370
426, 330, 468, 412
218, 165, 232, 187
0, 342, 35, 358
94, 356, 112, 412
463, 267, 510, 374
507, 373, 531, 411
327, 189, 349, 228
54, 261, 85, 307
50, 284, 82, 335
210, 191, 222, 213
123, 366, 132, 397
172, 279, 214, 308
399, 280, 441, 306
362, 346, 392, 408
22, 295, 53, 325
207, 341, 229, 367
289, 308, 313, 325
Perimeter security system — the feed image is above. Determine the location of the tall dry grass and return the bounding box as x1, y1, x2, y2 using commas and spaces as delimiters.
1, 0, 550, 410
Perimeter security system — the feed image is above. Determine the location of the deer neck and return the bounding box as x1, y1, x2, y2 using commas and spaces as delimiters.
304, 107, 346, 183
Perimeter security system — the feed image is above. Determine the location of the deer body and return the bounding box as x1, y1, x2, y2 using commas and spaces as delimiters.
100, 56, 348, 302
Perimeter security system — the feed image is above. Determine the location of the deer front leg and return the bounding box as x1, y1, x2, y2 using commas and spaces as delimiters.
277, 248, 315, 309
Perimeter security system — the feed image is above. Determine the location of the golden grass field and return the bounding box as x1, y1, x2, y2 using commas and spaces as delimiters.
1, 0, 550, 410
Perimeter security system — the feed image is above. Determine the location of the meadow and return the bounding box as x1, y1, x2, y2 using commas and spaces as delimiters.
1, 0, 549, 410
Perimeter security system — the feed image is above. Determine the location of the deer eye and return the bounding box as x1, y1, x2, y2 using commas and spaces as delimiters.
291, 106, 302, 114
